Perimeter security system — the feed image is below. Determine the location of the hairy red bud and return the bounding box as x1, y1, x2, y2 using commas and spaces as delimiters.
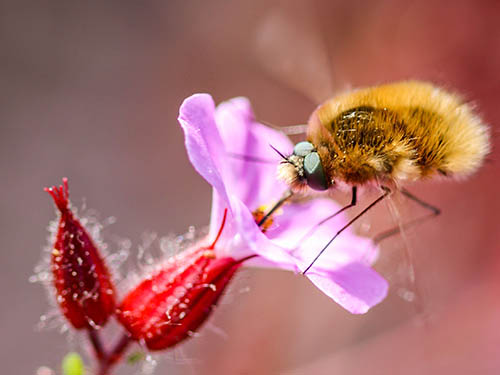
117, 242, 241, 350
45, 178, 116, 329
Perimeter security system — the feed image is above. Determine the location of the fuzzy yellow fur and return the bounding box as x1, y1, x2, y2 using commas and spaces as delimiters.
304, 81, 490, 186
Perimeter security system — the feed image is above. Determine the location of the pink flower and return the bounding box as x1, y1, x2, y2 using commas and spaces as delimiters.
179, 94, 388, 314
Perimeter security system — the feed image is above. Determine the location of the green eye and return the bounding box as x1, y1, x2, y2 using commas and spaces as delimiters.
293, 141, 315, 157
304, 152, 328, 191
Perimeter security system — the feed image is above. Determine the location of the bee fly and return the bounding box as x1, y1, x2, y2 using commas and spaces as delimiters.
270, 81, 490, 273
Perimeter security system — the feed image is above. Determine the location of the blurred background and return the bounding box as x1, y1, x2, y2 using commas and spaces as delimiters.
2, 0, 500, 374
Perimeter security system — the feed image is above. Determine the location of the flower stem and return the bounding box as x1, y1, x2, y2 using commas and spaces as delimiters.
97, 333, 131, 375
87, 328, 106, 361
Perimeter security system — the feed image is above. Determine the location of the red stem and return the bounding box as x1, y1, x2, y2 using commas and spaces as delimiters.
87, 328, 106, 361
97, 333, 131, 375
87, 326, 132, 375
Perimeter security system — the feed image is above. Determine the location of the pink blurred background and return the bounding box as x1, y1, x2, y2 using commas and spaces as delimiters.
2, 1, 500, 374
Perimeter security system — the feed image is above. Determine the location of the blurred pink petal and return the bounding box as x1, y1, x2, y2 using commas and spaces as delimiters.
305, 262, 388, 314
215, 97, 292, 208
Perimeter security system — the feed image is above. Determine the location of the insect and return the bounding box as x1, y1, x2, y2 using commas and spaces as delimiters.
255, 7, 490, 276
276, 81, 490, 273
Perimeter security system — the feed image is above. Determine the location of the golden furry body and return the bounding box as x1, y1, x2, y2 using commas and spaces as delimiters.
299, 81, 490, 188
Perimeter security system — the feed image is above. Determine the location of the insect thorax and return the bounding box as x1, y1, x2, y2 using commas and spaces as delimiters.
308, 105, 449, 185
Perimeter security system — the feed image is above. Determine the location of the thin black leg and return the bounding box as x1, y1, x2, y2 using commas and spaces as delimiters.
258, 190, 294, 227
291, 186, 358, 250
317, 186, 358, 225
303, 186, 391, 274
401, 188, 440, 215
373, 188, 440, 244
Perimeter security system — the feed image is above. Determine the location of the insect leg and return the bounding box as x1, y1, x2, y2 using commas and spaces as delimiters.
258, 190, 294, 228
319, 186, 358, 223
291, 186, 358, 250
302, 186, 391, 274
401, 188, 441, 214
373, 189, 440, 244
278, 124, 309, 135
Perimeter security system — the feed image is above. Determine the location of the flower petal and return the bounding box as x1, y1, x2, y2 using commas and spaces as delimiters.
178, 94, 233, 238
306, 262, 389, 314
229, 195, 298, 267
266, 198, 379, 268
208, 189, 238, 249
214, 97, 293, 209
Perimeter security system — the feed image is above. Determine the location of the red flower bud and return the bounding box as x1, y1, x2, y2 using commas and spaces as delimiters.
45, 178, 116, 329
117, 210, 242, 350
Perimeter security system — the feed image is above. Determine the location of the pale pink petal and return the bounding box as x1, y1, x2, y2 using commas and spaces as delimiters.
214, 97, 293, 209
306, 262, 389, 314
207, 189, 238, 247
178, 94, 228, 205
266, 198, 379, 267
242, 254, 295, 270
230, 195, 298, 267
178, 94, 236, 238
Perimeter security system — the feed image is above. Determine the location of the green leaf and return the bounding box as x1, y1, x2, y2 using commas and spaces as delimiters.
127, 351, 146, 364
62, 352, 84, 375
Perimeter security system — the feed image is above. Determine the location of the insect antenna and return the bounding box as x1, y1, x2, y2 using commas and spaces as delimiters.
269, 144, 292, 164
303, 186, 391, 274
269, 144, 287, 159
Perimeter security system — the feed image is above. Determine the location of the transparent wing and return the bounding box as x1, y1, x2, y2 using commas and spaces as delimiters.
385, 194, 422, 299
255, 5, 335, 105
374, 190, 436, 318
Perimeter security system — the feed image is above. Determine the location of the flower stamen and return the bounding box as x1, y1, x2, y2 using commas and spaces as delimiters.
252, 207, 274, 233
254, 190, 294, 230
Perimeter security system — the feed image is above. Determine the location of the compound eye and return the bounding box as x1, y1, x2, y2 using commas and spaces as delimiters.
293, 141, 315, 157
303, 152, 328, 191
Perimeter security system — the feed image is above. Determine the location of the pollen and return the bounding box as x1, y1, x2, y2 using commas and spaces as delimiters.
252, 206, 274, 233
202, 250, 216, 259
